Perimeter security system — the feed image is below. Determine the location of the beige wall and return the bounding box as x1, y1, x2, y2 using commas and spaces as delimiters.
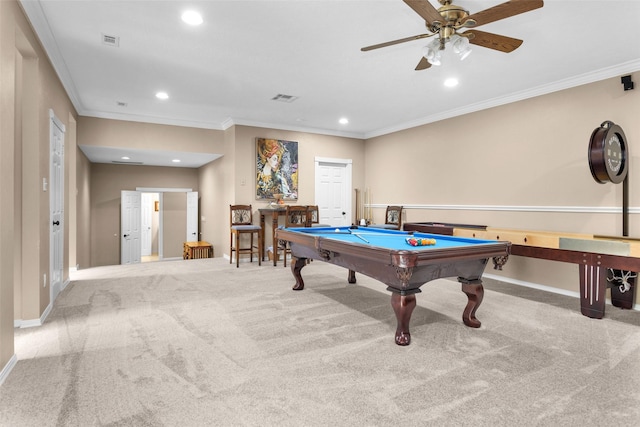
2, 0, 78, 380
89, 163, 199, 266
163, 192, 187, 258
77, 116, 227, 266
78, 116, 224, 153
365, 73, 640, 298
197, 125, 366, 261
231, 126, 366, 253
76, 149, 91, 270
0, 0, 17, 376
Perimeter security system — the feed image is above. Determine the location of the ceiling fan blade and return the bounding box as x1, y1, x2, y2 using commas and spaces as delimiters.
415, 57, 432, 71
403, 0, 443, 28
361, 33, 431, 51
466, 0, 543, 27
464, 30, 523, 53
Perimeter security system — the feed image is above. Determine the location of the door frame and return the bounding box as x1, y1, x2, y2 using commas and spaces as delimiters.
134, 187, 195, 261
49, 110, 65, 303
314, 157, 352, 227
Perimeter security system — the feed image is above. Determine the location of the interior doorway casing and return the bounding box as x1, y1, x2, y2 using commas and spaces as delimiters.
314, 157, 352, 227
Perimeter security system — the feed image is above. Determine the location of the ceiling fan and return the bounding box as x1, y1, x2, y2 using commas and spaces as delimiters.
361, 0, 544, 70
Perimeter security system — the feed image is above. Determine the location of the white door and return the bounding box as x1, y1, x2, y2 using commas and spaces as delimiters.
315, 157, 352, 227
121, 190, 141, 264
49, 111, 65, 302
140, 193, 153, 256
187, 191, 198, 242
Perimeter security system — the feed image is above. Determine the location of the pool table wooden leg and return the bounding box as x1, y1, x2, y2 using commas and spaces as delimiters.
291, 257, 307, 291
390, 293, 416, 346
460, 280, 483, 328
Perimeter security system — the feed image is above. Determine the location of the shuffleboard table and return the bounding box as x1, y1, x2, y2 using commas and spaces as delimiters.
404, 222, 640, 319
275, 226, 510, 346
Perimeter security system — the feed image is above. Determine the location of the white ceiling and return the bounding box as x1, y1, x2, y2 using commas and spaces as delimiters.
20, 0, 640, 167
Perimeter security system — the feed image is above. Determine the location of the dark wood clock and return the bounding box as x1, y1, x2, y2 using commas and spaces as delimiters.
588, 121, 629, 184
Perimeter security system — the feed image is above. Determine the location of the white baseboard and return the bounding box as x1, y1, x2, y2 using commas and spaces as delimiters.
14, 300, 53, 329
0, 354, 17, 386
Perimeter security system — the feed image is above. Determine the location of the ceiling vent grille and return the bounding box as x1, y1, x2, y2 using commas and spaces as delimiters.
272, 94, 298, 103
112, 160, 143, 165
102, 34, 120, 47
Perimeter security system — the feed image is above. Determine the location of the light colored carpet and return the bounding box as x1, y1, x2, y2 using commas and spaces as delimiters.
1, 257, 640, 426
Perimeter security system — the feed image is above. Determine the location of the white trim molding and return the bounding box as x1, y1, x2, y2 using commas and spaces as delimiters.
0, 355, 18, 386
366, 204, 640, 214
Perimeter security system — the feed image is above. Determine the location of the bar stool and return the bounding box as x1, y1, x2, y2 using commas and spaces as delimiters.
369, 205, 403, 230
230, 204, 262, 268
307, 205, 331, 227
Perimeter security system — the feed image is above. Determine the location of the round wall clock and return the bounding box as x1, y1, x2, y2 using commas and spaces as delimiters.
588, 121, 629, 184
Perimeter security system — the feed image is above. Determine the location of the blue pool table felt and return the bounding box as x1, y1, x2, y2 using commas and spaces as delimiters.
286, 226, 498, 251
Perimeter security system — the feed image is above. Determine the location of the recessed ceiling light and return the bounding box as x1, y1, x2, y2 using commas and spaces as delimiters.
182, 10, 203, 26
156, 92, 169, 100
339, 117, 349, 125
121, 156, 130, 160
444, 78, 459, 88
172, 159, 181, 163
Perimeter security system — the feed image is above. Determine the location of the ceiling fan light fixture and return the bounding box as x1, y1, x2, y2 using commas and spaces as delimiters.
451, 34, 472, 61
423, 39, 442, 66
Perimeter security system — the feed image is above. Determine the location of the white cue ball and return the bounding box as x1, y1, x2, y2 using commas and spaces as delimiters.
335, 229, 340, 232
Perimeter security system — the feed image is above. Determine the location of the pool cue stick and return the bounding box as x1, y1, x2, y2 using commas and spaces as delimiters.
350, 231, 370, 243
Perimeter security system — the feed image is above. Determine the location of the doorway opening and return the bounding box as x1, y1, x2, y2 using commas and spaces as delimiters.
121, 188, 198, 265
141, 192, 160, 263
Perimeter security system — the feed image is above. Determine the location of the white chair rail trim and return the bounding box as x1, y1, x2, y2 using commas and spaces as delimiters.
366, 204, 640, 214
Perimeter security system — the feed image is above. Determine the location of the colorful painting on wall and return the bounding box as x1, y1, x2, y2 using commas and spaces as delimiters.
256, 138, 298, 200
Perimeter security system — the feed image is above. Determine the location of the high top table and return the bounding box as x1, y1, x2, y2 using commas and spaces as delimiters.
258, 206, 287, 266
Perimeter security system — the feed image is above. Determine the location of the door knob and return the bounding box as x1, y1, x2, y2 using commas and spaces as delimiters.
342, 212, 346, 215
123, 234, 129, 238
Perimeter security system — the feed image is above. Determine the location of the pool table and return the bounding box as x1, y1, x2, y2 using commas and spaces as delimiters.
275, 226, 510, 346
404, 222, 640, 319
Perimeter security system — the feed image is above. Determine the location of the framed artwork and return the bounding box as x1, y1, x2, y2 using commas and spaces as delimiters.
256, 138, 298, 200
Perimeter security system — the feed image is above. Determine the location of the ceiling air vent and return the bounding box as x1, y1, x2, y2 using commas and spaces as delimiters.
102, 34, 120, 47
272, 94, 298, 103
112, 160, 143, 165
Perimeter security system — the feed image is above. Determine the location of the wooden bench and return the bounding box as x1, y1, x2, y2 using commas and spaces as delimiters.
183, 241, 213, 259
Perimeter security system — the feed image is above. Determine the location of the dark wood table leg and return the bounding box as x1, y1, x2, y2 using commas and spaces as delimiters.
578, 262, 607, 318
347, 269, 356, 284
291, 257, 307, 290
272, 212, 280, 266
460, 280, 483, 328
390, 293, 416, 346
608, 269, 637, 310
259, 213, 266, 261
